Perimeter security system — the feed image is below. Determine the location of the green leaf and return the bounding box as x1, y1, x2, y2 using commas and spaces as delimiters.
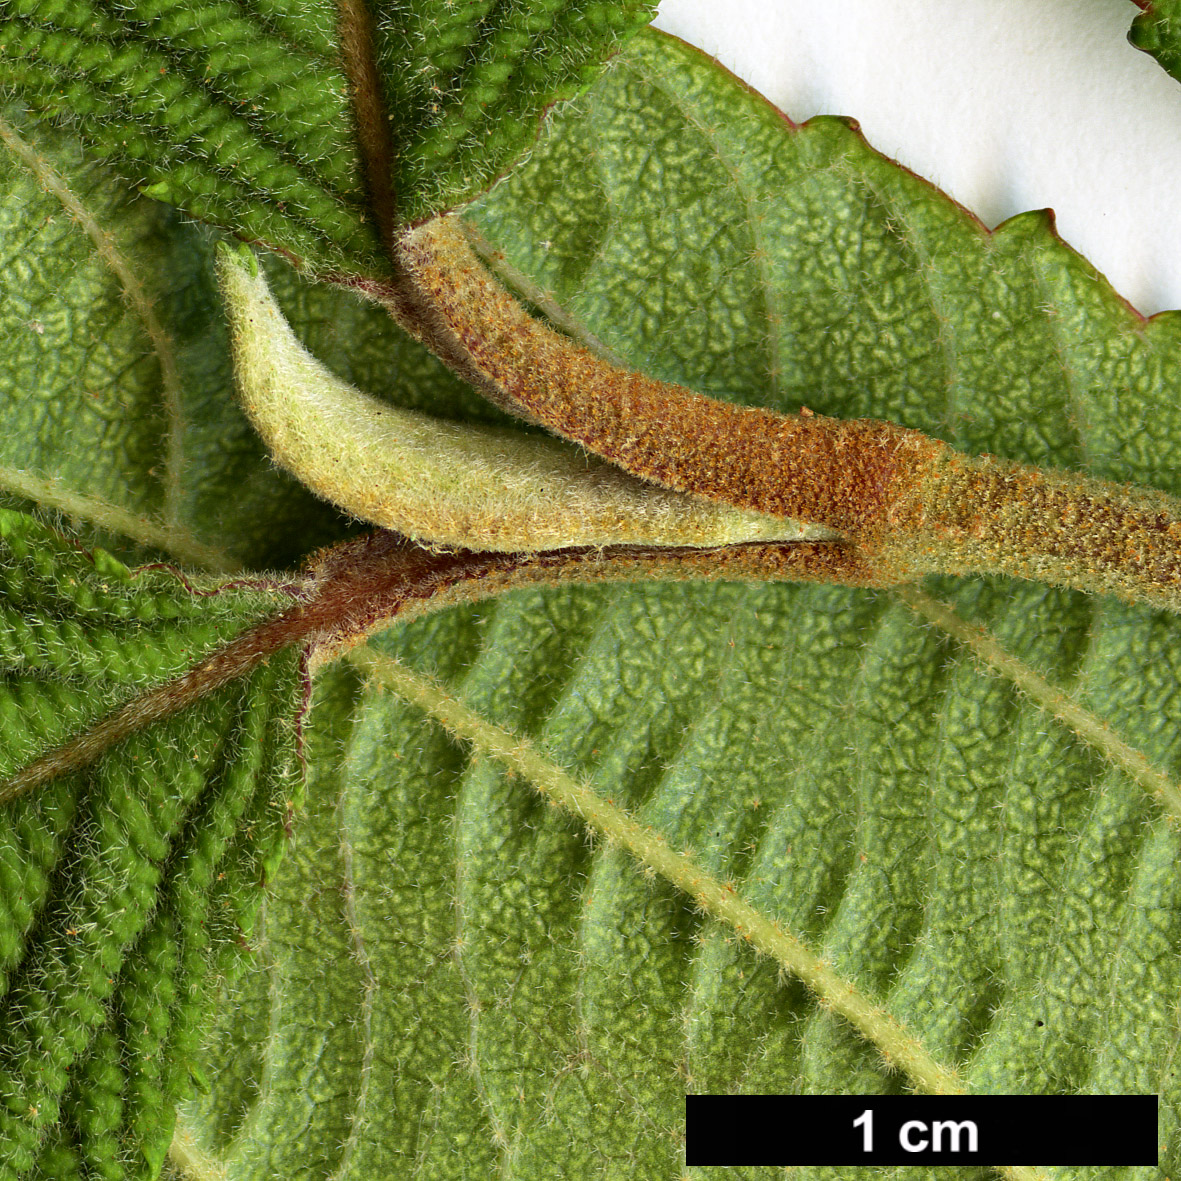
0, 0, 656, 273
372, 0, 657, 223
0, 0, 379, 275
0, 507, 302, 1177
174, 29, 1180, 1181
1129, 0, 1181, 84
469, 31, 1181, 491
0, 106, 497, 572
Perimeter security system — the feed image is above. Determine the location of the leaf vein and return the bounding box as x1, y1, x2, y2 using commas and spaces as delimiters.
896, 584, 1181, 824
329, 730, 378, 1181
346, 642, 1058, 1181
0, 463, 238, 572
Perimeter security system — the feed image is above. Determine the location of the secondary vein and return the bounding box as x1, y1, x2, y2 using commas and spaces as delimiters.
896, 584, 1181, 826
0, 464, 238, 572
347, 643, 1054, 1181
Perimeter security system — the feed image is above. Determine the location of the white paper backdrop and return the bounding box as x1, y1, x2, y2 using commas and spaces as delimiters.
652, 0, 1181, 315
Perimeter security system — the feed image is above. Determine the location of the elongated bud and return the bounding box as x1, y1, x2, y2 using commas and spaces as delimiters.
217, 244, 818, 552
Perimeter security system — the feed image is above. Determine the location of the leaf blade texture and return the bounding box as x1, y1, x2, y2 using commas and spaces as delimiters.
177, 29, 1181, 1181
370, 0, 657, 223
0, 0, 657, 272
0, 105, 501, 571
0, 508, 302, 1178
1129, 0, 1181, 83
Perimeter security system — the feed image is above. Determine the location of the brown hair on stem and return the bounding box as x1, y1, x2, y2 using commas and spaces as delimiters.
0, 533, 878, 804
384, 214, 1181, 614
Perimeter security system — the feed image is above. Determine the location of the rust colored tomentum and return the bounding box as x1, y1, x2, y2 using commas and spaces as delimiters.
382, 215, 1181, 615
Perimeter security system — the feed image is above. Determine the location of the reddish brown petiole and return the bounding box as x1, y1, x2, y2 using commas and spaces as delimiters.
0, 533, 877, 805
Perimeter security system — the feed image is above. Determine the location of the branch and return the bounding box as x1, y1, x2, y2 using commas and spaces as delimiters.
387, 215, 1181, 614
0, 532, 877, 803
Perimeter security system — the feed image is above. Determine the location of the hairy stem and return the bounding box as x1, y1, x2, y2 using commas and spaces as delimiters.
219, 244, 827, 554
389, 214, 1181, 613
0, 533, 876, 802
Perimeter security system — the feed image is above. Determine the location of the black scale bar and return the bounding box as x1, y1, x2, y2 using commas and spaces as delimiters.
685, 1094, 1159, 1166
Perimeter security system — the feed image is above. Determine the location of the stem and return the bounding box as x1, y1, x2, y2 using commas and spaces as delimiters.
304, 532, 883, 661
390, 215, 1181, 613
391, 216, 944, 564
0, 533, 875, 802
218, 245, 831, 554
909, 452, 1181, 612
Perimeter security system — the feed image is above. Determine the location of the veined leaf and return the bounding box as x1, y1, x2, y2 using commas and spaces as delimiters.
0, 0, 656, 272
0, 0, 379, 275
0, 107, 499, 572
370, 0, 657, 223
175, 29, 1181, 1181
0, 508, 303, 1177
469, 32, 1181, 491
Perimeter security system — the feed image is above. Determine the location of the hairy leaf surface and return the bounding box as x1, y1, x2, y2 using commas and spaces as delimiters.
0, 108, 503, 572
174, 30, 1181, 1181
1130, 0, 1181, 82
0, 509, 302, 1177
0, 0, 656, 271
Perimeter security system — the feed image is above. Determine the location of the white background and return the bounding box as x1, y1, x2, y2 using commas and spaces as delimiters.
651, 0, 1181, 315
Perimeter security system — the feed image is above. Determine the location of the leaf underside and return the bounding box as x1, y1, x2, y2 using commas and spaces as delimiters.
173, 30, 1181, 1181
0, 510, 302, 1177
0, 105, 518, 573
